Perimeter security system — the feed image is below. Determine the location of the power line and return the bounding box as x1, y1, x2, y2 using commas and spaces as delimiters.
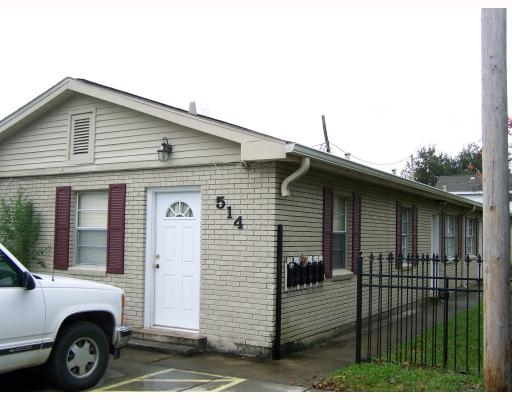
330, 143, 410, 166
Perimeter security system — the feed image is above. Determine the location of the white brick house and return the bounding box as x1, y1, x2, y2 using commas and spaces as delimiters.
0, 78, 483, 356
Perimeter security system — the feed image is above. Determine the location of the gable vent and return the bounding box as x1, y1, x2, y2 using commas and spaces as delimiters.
69, 110, 95, 163
72, 114, 91, 155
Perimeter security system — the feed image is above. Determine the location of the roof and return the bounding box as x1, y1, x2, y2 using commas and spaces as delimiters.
0, 77, 483, 211
74, 79, 267, 137
0, 77, 289, 161
436, 175, 512, 193
435, 175, 483, 192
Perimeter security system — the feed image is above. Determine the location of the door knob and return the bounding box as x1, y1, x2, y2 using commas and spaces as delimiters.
155, 263, 160, 269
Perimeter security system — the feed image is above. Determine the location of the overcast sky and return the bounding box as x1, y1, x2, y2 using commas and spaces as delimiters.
1, 4, 511, 174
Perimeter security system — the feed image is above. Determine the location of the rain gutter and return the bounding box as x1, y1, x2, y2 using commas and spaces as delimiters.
287, 143, 483, 210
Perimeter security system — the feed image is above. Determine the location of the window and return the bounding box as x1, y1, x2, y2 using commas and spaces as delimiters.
167, 201, 194, 218
332, 195, 347, 269
69, 111, 95, 164
445, 215, 456, 258
401, 208, 410, 255
76, 191, 107, 266
0, 251, 21, 288
465, 218, 475, 256
396, 203, 417, 259
54, 184, 126, 273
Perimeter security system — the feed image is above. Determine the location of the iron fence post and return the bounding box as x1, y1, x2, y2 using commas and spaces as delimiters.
273, 224, 283, 360
443, 276, 449, 369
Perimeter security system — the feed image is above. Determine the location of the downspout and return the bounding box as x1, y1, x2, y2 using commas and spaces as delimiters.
281, 157, 311, 197
465, 205, 477, 216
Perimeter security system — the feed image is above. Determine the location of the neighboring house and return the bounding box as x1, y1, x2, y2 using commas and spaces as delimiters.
0, 78, 483, 357
436, 174, 512, 212
436, 174, 512, 263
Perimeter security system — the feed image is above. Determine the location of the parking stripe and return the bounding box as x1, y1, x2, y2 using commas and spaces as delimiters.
144, 379, 211, 383
93, 368, 246, 392
92, 368, 176, 391
210, 377, 246, 392
172, 368, 225, 378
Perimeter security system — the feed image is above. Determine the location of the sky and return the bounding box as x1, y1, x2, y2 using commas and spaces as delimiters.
1, 2, 511, 174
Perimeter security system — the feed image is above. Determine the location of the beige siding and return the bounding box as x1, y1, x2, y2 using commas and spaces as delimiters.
0, 94, 241, 176
0, 106, 69, 170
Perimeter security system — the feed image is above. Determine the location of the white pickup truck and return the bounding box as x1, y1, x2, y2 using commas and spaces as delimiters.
0, 243, 132, 391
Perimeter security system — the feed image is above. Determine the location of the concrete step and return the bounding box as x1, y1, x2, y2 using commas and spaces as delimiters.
128, 338, 203, 355
128, 327, 207, 355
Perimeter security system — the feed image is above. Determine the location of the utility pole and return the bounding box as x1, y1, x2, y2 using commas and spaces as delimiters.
481, 8, 511, 391
410, 154, 414, 180
321, 115, 331, 153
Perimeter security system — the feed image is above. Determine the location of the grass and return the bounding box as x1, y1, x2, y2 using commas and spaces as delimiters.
392, 299, 483, 374
315, 304, 484, 391
313, 362, 483, 392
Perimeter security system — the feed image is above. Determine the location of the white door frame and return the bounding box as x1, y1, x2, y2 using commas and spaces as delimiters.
144, 186, 201, 329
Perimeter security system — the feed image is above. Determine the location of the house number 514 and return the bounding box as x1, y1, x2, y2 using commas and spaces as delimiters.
216, 196, 243, 229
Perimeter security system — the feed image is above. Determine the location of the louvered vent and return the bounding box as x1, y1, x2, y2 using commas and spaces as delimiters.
69, 111, 95, 163
72, 114, 91, 155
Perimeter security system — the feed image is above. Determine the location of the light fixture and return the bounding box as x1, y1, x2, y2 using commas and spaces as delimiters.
157, 137, 172, 161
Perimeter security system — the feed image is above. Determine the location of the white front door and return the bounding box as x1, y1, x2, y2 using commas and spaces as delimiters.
154, 190, 201, 330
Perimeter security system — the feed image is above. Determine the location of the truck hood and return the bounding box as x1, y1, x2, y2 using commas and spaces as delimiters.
33, 273, 123, 292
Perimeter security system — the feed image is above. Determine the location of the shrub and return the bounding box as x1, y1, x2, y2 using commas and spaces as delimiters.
0, 189, 47, 268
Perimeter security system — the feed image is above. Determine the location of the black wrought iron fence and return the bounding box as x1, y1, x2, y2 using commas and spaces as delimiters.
355, 253, 483, 374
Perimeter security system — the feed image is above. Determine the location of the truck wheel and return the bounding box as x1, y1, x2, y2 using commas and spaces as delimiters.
47, 321, 109, 391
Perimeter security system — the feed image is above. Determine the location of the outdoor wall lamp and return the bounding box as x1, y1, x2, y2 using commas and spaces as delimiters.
157, 137, 173, 161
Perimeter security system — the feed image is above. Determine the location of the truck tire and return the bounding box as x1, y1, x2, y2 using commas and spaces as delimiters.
47, 321, 109, 391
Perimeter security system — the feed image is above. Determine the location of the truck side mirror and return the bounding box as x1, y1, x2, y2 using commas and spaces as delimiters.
21, 271, 36, 290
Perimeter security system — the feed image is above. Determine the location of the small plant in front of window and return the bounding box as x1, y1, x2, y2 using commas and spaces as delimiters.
0, 188, 47, 269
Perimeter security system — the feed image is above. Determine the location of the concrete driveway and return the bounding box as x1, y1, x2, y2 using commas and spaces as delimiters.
95, 349, 304, 392
97, 329, 356, 392
1, 330, 356, 392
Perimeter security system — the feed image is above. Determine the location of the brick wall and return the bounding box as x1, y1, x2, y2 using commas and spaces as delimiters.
0, 161, 278, 356
0, 160, 482, 356
275, 163, 482, 352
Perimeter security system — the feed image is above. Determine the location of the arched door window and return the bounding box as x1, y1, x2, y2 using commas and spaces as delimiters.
166, 201, 194, 218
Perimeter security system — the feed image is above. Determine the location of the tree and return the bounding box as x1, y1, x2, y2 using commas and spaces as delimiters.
454, 143, 482, 174
401, 142, 484, 186
0, 189, 46, 268
401, 145, 457, 186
